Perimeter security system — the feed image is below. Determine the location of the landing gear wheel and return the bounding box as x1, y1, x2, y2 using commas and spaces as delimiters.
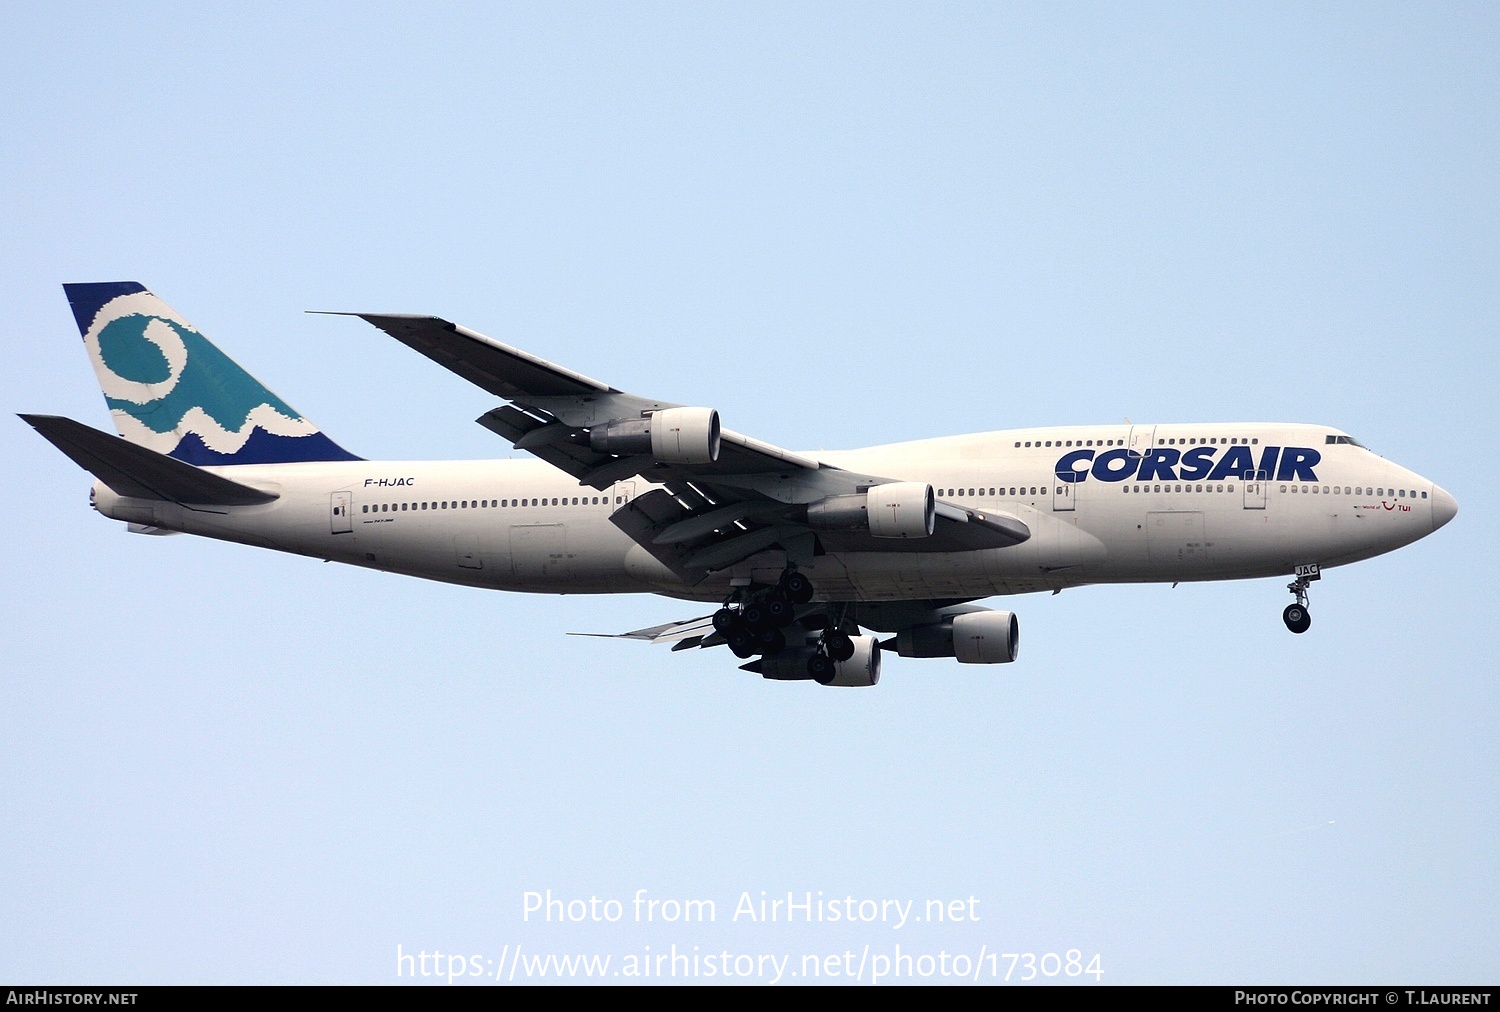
726, 621, 757, 658
1283, 604, 1311, 634
764, 591, 795, 628
781, 571, 814, 605
755, 627, 786, 654
712, 608, 738, 636
807, 651, 835, 684
740, 600, 771, 632
825, 630, 855, 663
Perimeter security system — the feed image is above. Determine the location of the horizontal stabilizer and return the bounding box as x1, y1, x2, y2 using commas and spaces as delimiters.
20, 414, 279, 507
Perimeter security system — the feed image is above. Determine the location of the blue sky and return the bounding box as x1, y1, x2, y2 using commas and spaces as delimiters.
2, 3, 1495, 984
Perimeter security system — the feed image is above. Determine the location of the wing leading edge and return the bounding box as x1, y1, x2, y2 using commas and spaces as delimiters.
329, 312, 1028, 582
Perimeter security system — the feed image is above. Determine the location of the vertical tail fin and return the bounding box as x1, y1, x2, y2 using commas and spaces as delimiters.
63, 283, 359, 465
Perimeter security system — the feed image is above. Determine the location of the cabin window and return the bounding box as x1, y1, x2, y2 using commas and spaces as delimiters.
361, 505, 368, 513
1421, 491, 1427, 498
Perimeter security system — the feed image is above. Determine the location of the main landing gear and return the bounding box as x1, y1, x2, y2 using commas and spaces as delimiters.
1283, 567, 1318, 634
713, 569, 816, 660
806, 622, 855, 684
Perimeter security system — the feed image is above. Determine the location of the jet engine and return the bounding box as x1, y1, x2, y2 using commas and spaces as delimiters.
805, 482, 935, 539
895, 611, 1019, 664
590, 406, 721, 464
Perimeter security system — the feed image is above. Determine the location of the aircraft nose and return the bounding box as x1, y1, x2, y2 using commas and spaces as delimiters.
1430, 485, 1458, 531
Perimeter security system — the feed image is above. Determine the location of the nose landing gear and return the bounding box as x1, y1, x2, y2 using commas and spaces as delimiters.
1283, 566, 1319, 634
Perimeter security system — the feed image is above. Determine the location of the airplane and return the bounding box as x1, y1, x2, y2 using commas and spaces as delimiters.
22, 283, 1458, 687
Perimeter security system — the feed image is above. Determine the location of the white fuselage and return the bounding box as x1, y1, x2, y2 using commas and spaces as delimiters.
90, 422, 1448, 604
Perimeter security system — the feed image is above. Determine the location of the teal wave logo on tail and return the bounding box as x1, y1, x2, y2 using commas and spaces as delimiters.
65, 283, 359, 465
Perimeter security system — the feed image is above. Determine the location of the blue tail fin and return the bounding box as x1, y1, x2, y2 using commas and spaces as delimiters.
64, 283, 360, 465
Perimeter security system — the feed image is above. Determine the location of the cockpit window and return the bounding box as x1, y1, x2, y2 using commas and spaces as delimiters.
1325, 434, 1366, 448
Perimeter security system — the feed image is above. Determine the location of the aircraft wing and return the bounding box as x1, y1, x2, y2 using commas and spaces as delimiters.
337, 312, 1029, 583
569, 614, 720, 652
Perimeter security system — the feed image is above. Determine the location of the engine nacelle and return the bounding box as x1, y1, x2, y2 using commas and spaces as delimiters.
825, 635, 882, 686
866, 482, 935, 538
895, 611, 1019, 664
589, 406, 720, 464
806, 482, 934, 539
953, 611, 1018, 663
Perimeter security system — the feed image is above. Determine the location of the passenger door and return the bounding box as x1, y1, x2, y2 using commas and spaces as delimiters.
1242, 470, 1268, 510
330, 491, 353, 534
